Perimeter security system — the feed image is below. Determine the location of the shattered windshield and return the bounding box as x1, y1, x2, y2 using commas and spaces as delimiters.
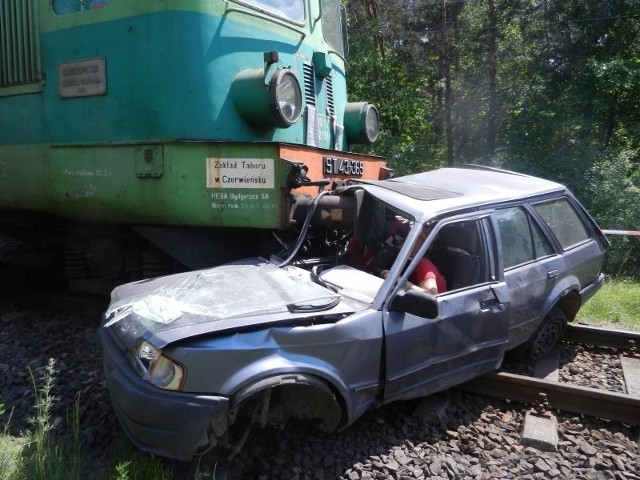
105, 262, 339, 332
236, 0, 305, 23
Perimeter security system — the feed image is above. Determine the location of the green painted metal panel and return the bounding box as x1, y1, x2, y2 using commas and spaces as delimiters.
1, 7, 348, 150
0, 142, 291, 228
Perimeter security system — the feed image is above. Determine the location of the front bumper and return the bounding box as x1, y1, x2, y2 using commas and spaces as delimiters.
99, 328, 229, 461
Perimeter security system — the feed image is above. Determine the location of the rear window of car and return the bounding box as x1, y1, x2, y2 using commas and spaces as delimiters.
532, 198, 591, 250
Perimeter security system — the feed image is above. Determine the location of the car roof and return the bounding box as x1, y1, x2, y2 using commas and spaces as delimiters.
354, 166, 567, 221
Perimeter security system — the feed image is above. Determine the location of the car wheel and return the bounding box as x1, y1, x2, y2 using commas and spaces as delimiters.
526, 307, 568, 361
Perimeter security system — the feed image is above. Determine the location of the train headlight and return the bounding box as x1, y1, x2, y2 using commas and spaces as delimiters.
232, 67, 302, 129
271, 69, 303, 127
344, 102, 379, 145
134, 341, 184, 391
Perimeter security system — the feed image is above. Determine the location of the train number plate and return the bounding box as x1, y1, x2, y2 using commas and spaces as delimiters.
323, 157, 364, 176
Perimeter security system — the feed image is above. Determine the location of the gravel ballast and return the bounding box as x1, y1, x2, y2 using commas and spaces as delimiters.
0, 296, 638, 479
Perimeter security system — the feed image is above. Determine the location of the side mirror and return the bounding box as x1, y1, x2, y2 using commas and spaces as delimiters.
390, 289, 438, 319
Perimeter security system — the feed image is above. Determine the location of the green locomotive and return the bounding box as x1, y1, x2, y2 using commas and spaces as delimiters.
0, 0, 385, 292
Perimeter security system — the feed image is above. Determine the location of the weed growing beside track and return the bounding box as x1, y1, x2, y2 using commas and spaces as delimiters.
0, 359, 90, 480
0, 358, 182, 480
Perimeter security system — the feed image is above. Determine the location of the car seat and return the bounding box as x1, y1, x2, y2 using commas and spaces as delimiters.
431, 223, 481, 290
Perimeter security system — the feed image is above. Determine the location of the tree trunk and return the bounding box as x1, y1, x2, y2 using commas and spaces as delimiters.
364, 0, 385, 59
443, 0, 454, 166
486, 0, 498, 158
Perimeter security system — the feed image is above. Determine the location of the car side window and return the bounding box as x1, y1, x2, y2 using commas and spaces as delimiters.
531, 218, 555, 258
428, 219, 490, 291
495, 207, 554, 269
532, 198, 591, 250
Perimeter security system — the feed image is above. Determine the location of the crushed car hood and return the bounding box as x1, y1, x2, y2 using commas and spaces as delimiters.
103, 258, 356, 348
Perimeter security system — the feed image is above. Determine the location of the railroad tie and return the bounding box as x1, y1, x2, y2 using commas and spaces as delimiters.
520, 348, 560, 452
620, 347, 640, 446
620, 350, 640, 397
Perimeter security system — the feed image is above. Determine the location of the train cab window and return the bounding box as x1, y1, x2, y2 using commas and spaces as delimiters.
322, 0, 347, 57
237, 0, 306, 23
53, 0, 108, 15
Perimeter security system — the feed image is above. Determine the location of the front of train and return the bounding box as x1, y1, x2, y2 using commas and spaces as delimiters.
0, 0, 386, 292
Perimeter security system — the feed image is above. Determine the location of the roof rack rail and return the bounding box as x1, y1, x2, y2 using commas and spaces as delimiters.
459, 164, 531, 178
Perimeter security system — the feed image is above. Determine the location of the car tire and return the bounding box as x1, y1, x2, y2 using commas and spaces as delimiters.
510, 307, 568, 361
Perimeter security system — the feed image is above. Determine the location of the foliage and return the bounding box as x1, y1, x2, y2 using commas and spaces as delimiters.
112, 457, 173, 480
28, 358, 57, 479
0, 436, 26, 480
0, 359, 90, 480
345, 0, 640, 276
586, 150, 640, 277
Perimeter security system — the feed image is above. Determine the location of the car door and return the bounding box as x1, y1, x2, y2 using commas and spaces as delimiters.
382, 213, 510, 404
492, 205, 562, 344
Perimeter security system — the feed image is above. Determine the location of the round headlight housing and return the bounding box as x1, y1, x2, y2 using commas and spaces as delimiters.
344, 102, 379, 145
232, 67, 303, 130
270, 69, 303, 127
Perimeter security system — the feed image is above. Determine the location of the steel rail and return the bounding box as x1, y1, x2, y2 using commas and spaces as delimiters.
458, 371, 640, 425
563, 323, 640, 350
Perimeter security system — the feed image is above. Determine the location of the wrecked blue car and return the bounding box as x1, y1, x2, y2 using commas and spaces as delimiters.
99, 166, 608, 460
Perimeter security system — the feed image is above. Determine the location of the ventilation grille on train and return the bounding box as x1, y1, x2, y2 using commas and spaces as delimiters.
0, 0, 42, 88
325, 74, 334, 117
303, 63, 316, 107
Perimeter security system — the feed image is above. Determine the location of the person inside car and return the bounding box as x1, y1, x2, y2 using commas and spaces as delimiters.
369, 218, 447, 295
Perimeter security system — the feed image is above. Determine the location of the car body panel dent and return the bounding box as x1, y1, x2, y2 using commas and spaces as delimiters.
167, 308, 384, 424
382, 281, 509, 403
105, 259, 359, 349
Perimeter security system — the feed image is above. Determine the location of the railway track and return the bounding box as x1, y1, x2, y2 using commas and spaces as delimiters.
564, 322, 640, 350
8, 289, 640, 426
459, 323, 640, 426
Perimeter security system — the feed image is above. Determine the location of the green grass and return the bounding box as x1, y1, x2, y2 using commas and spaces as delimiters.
0, 359, 93, 480
575, 277, 640, 330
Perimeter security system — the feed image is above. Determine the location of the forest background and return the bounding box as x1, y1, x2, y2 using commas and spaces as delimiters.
345, 0, 640, 278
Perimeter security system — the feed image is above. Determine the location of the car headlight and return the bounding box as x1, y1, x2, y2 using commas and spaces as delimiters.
134, 341, 184, 391
232, 67, 303, 129
344, 102, 379, 145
